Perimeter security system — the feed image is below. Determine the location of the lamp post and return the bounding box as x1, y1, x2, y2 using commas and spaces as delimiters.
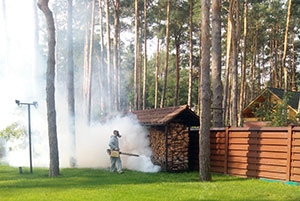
15, 100, 38, 173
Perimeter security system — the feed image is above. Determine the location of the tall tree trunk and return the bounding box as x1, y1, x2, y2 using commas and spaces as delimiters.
67, 0, 76, 167
231, 0, 238, 127
282, 0, 292, 92
223, 0, 235, 125
98, 0, 105, 114
290, 25, 295, 90
83, 2, 91, 120
113, 0, 120, 111
274, 31, 279, 88
87, 0, 96, 124
37, 0, 59, 177
250, 22, 258, 96
117, 28, 121, 112
211, 0, 223, 127
174, 40, 180, 106
269, 29, 274, 87
160, 0, 170, 108
142, 0, 147, 110
223, 0, 234, 126
117, 2, 121, 112
239, 0, 248, 126
198, 24, 202, 109
199, 0, 211, 182
134, 0, 140, 110
154, 39, 160, 109
187, 0, 193, 107
105, 0, 112, 112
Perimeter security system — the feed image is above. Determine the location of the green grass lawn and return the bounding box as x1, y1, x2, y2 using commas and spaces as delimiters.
0, 165, 299, 201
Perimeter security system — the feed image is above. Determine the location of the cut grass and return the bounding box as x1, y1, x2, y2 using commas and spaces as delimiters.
0, 165, 299, 201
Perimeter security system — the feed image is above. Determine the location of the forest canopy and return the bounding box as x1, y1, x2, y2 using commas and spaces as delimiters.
1, 0, 299, 126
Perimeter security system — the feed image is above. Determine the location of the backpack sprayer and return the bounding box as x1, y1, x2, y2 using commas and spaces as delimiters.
106, 149, 139, 157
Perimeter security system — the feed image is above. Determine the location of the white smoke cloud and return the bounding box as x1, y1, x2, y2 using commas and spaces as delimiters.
73, 114, 160, 172
4, 109, 161, 172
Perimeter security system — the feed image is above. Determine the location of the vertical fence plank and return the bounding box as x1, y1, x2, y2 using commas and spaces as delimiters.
286, 125, 292, 181
224, 126, 229, 174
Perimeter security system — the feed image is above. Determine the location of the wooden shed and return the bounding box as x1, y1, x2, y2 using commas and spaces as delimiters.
131, 105, 199, 172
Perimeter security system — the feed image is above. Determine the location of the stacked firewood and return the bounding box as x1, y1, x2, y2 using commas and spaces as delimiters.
149, 123, 189, 171
167, 123, 189, 171
149, 126, 166, 168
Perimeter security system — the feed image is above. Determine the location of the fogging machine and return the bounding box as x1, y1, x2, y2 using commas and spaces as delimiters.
107, 149, 139, 157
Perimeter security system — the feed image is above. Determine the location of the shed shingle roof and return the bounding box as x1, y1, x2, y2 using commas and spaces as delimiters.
131, 105, 199, 126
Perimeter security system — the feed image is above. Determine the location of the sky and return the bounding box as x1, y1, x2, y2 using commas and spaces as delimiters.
0, 0, 160, 173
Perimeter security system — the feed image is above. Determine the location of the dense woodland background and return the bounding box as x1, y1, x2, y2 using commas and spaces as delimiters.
1, 0, 300, 126
54, 0, 299, 126
4, 0, 299, 127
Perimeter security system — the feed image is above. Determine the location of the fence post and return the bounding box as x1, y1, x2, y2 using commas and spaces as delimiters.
224, 126, 229, 174
286, 125, 293, 181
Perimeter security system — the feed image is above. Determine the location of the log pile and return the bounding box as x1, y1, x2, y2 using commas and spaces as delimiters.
167, 123, 189, 171
149, 126, 166, 168
149, 123, 189, 171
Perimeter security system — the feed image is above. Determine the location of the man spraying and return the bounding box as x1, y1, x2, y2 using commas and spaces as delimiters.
108, 130, 124, 174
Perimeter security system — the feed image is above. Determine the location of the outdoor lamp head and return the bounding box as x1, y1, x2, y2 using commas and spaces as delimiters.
33, 101, 38, 108
15, 100, 20, 106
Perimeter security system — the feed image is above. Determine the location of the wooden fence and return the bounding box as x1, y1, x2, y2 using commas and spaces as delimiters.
210, 126, 300, 182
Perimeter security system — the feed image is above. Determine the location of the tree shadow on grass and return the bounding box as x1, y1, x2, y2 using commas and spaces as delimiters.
210, 173, 248, 183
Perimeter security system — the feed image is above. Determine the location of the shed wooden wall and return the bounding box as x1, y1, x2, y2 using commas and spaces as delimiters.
210, 126, 300, 182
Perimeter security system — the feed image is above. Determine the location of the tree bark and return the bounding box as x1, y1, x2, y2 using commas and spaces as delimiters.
239, 0, 248, 126
67, 0, 76, 167
37, 0, 59, 177
282, 0, 292, 92
160, 0, 170, 108
83, 1, 91, 119
113, 0, 120, 111
290, 26, 295, 91
174, 40, 180, 106
154, 39, 160, 109
98, 0, 105, 114
211, 0, 223, 127
142, 0, 147, 110
231, 0, 238, 127
187, 0, 193, 107
105, 0, 112, 112
89, 0, 96, 122
134, 0, 140, 110
199, 0, 211, 182
223, 0, 234, 126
